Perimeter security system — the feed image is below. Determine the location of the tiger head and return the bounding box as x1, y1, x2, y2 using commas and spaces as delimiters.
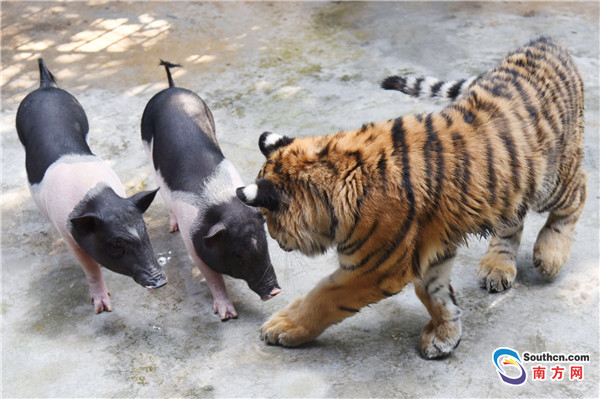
236, 131, 351, 257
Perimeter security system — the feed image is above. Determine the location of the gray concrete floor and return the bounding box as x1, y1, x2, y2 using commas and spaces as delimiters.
1, 1, 599, 398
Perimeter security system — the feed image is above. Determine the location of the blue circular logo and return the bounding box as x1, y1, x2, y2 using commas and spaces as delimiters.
493, 347, 527, 385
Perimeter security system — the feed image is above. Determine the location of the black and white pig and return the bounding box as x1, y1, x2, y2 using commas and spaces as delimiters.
16, 59, 167, 314
141, 61, 280, 320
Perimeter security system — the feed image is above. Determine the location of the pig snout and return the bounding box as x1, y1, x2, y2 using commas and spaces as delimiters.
261, 286, 282, 301
248, 263, 281, 301
134, 266, 168, 290
143, 274, 168, 290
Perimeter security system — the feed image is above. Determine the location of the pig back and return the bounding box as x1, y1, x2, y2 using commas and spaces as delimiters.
141, 88, 224, 193
16, 87, 92, 185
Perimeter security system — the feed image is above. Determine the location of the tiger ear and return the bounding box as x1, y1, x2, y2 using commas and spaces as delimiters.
259, 131, 294, 157
236, 178, 280, 211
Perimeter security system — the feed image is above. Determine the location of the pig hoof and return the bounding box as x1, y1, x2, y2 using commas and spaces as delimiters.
91, 292, 113, 314
214, 300, 237, 321
169, 212, 179, 232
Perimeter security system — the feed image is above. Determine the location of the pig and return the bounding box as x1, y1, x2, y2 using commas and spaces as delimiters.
16, 59, 167, 313
141, 60, 280, 320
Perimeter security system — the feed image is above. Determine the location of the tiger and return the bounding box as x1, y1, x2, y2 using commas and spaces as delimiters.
235, 37, 586, 359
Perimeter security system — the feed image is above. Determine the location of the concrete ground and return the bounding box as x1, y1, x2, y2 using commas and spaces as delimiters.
1, 1, 598, 398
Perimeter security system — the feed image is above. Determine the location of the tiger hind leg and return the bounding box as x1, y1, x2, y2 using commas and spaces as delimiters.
414, 254, 462, 359
477, 222, 524, 292
533, 169, 587, 278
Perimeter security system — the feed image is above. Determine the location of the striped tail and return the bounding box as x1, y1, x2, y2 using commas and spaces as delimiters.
38, 58, 57, 88
159, 60, 182, 88
381, 74, 479, 102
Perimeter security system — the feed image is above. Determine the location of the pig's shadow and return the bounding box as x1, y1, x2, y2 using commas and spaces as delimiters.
22, 258, 93, 338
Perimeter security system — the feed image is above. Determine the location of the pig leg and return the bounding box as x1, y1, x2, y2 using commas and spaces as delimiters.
68, 241, 112, 313
169, 211, 179, 233
180, 235, 237, 320
195, 255, 238, 321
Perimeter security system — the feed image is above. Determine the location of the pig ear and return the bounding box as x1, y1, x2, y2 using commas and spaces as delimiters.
203, 222, 228, 248
258, 131, 294, 157
128, 188, 159, 213
236, 178, 280, 211
69, 213, 101, 235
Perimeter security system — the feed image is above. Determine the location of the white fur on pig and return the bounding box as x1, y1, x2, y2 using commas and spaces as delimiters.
144, 141, 243, 320
29, 153, 126, 313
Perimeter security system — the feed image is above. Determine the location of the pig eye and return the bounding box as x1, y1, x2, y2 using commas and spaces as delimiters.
109, 239, 125, 257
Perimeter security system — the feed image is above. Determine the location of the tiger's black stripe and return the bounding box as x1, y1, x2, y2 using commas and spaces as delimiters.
538, 51, 578, 127
452, 104, 475, 125
440, 112, 453, 127
472, 94, 523, 204
414, 77, 424, 96
485, 137, 498, 207
344, 118, 417, 273
450, 131, 471, 210
411, 246, 422, 277
424, 114, 445, 212
338, 181, 374, 249
477, 80, 512, 100
498, 57, 571, 208
430, 80, 444, 96
423, 120, 434, 196
377, 152, 388, 191
504, 63, 555, 131
491, 75, 555, 205
341, 245, 383, 271
318, 142, 331, 157
548, 167, 581, 212
393, 118, 416, 221
338, 220, 379, 255
502, 59, 569, 134
447, 79, 466, 100
339, 306, 360, 313
342, 151, 364, 182
358, 117, 418, 275
324, 192, 339, 241
374, 248, 410, 281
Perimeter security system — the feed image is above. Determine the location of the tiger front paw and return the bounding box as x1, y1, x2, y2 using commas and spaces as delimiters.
420, 319, 462, 359
260, 297, 316, 347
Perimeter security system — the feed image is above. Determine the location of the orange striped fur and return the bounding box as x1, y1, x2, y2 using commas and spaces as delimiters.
237, 37, 586, 358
